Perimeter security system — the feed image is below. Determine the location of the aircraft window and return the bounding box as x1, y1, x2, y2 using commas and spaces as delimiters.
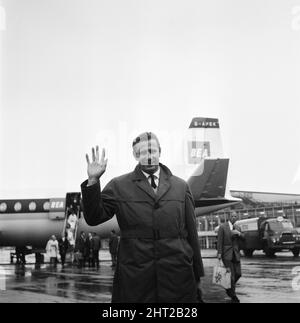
43, 202, 50, 211
14, 202, 22, 212
29, 202, 37, 211
0, 203, 7, 212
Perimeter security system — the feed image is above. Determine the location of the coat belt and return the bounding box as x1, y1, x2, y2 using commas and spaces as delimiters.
120, 229, 188, 240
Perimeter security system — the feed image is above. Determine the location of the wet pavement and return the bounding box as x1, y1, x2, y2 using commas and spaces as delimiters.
202, 253, 300, 303
0, 249, 300, 303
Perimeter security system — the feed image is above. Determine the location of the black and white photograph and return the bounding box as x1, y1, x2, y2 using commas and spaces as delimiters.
1, 0, 300, 306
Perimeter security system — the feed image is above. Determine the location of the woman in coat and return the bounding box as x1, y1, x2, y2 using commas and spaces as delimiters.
81, 133, 204, 303
46, 235, 59, 267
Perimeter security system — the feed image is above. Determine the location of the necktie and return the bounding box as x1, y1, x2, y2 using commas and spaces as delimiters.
148, 174, 157, 189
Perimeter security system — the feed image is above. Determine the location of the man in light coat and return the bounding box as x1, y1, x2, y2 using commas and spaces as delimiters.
46, 235, 59, 267
81, 132, 204, 303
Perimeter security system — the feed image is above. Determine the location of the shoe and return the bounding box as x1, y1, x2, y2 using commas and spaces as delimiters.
231, 296, 240, 303
198, 298, 205, 304
197, 289, 205, 303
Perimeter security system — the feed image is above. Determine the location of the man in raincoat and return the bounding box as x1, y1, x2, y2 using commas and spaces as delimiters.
81, 132, 204, 303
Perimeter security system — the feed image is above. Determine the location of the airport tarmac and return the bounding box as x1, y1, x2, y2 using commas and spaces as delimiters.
0, 249, 300, 303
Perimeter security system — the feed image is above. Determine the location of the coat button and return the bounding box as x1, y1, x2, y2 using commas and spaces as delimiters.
154, 202, 160, 209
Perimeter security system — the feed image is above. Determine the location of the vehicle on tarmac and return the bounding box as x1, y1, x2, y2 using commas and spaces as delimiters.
236, 216, 300, 257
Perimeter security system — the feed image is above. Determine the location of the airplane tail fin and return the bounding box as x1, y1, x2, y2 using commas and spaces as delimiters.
187, 158, 229, 201
187, 117, 223, 165
186, 117, 240, 212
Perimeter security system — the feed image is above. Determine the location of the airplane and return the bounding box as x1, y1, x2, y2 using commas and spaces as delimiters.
0, 117, 240, 262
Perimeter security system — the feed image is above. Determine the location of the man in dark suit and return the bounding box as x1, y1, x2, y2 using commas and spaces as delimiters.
58, 232, 69, 267
91, 233, 101, 268
217, 212, 244, 303
74, 231, 86, 267
81, 132, 204, 303
109, 230, 119, 268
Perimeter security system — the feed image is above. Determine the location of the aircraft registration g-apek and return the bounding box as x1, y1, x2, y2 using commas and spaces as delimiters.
0, 117, 240, 259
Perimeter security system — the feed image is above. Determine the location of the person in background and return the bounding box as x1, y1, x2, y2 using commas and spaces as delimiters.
67, 209, 78, 246
74, 231, 86, 268
109, 230, 119, 268
87, 232, 93, 267
217, 212, 245, 303
58, 232, 69, 267
15, 246, 26, 265
46, 235, 59, 268
66, 223, 74, 247
92, 232, 102, 268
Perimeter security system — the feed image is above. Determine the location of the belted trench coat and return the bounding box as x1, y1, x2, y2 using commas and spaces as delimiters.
81, 163, 204, 303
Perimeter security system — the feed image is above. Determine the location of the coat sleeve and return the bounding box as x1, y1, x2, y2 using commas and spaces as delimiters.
81, 179, 118, 226
185, 185, 205, 280
235, 224, 245, 240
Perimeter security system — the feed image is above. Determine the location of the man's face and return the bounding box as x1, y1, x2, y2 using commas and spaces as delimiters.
134, 139, 160, 174
229, 213, 238, 224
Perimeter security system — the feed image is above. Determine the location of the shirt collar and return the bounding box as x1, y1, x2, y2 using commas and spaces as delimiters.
141, 166, 160, 180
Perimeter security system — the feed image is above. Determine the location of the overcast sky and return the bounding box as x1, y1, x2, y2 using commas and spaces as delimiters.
1, 0, 300, 198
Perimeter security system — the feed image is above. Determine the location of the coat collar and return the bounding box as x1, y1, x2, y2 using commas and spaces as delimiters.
132, 163, 173, 201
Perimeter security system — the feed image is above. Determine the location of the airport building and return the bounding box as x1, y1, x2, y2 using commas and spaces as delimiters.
198, 190, 300, 249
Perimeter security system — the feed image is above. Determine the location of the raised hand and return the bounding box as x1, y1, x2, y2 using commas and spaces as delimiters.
86, 146, 108, 184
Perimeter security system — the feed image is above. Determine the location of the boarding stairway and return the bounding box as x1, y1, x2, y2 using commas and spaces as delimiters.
62, 193, 81, 263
